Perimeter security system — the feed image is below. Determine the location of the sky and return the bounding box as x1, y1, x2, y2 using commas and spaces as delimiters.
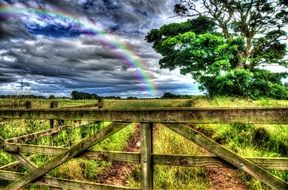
0, 0, 201, 98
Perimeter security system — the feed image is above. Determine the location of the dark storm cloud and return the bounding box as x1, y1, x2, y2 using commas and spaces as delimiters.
0, 1, 33, 39
1, 38, 133, 78
43, 0, 174, 35
0, 36, 153, 95
0, 0, 198, 97
0, 74, 15, 83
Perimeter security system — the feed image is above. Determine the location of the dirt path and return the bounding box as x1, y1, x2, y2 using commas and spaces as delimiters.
202, 147, 248, 190
190, 125, 248, 190
205, 167, 247, 190
96, 124, 140, 186
97, 124, 248, 189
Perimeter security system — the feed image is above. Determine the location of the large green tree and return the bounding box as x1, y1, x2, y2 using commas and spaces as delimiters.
146, 0, 288, 99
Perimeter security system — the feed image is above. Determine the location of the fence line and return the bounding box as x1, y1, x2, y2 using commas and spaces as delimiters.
0, 101, 287, 189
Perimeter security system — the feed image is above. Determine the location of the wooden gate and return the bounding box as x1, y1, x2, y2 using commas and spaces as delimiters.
0, 104, 288, 189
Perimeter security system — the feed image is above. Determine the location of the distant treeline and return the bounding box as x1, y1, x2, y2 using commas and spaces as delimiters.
0, 91, 195, 100
71, 91, 121, 100
161, 92, 194, 99
71, 91, 194, 99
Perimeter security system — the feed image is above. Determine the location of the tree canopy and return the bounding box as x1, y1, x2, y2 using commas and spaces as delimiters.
146, 0, 288, 99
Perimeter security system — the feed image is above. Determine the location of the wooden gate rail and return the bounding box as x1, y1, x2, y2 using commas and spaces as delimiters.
2, 143, 288, 170
0, 108, 288, 189
1, 107, 288, 123
0, 170, 138, 190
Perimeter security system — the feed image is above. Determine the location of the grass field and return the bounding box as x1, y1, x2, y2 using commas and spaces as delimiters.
0, 96, 288, 189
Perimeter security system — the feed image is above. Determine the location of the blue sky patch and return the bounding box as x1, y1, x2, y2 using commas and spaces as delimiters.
25, 23, 83, 38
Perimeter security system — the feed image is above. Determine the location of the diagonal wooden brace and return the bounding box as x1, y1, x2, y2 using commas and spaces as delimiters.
164, 124, 288, 190
0, 155, 36, 170
0, 136, 37, 170
5, 122, 129, 190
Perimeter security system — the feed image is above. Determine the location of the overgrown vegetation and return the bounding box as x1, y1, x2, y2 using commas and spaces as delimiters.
0, 97, 288, 189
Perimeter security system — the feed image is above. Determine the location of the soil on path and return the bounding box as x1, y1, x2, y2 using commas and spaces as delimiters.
206, 167, 247, 190
97, 124, 248, 190
190, 125, 248, 190
96, 125, 140, 186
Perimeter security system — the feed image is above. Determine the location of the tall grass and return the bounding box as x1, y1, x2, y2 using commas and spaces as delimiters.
1, 97, 288, 189
127, 124, 209, 189
0, 117, 137, 189
194, 122, 288, 189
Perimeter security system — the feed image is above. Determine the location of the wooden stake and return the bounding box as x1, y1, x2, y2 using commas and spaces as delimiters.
50, 101, 58, 128
140, 123, 153, 190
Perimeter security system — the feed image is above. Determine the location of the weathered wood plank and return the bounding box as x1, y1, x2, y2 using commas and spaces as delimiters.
140, 123, 153, 190
0, 170, 138, 190
0, 155, 36, 170
8, 153, 37, 171
98, 98, 104, 108
164, 124, 288, 190
50, 101, 58, 128
24, 101, 32, 109
5, 143, 64, 155
80, 150, 140, 163
0, 136, 37, 171
153, 155, 288, 170
5, 122, 129, 190
1, 108, 288, 123
249, 157, 288, 171
4, 143, 288, 170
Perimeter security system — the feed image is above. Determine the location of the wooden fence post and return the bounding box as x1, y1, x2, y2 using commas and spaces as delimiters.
140, 122, 153, 190
50, 101, 58, 128
24, 101, 32, 109
98, 98, 104, 109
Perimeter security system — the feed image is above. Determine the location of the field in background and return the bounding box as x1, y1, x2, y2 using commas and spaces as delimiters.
0, 96, 288, 189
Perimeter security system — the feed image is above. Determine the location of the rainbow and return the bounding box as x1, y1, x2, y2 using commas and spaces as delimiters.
0, 4, 158, 96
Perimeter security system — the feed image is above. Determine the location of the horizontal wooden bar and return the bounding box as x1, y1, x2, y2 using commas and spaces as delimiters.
153, 155, 288, 170
0, 170, 138, 190
4, 144, 288, 170
5, 143, 140, 163
1, 107, 288, 123
81, 150, 140, 163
